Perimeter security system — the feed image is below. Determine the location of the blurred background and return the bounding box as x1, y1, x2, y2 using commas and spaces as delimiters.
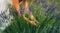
0, 0, 60, 33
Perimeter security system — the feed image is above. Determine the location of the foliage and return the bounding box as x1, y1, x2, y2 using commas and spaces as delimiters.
1, 0, 60, 33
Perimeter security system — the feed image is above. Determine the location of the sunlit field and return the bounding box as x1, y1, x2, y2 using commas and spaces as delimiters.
0, 0, 60, 33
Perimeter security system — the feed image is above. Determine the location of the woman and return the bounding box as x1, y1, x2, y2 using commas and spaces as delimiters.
0, 0, 38, 30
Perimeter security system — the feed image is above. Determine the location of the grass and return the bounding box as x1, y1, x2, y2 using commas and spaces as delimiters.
1, 0, 60, 33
